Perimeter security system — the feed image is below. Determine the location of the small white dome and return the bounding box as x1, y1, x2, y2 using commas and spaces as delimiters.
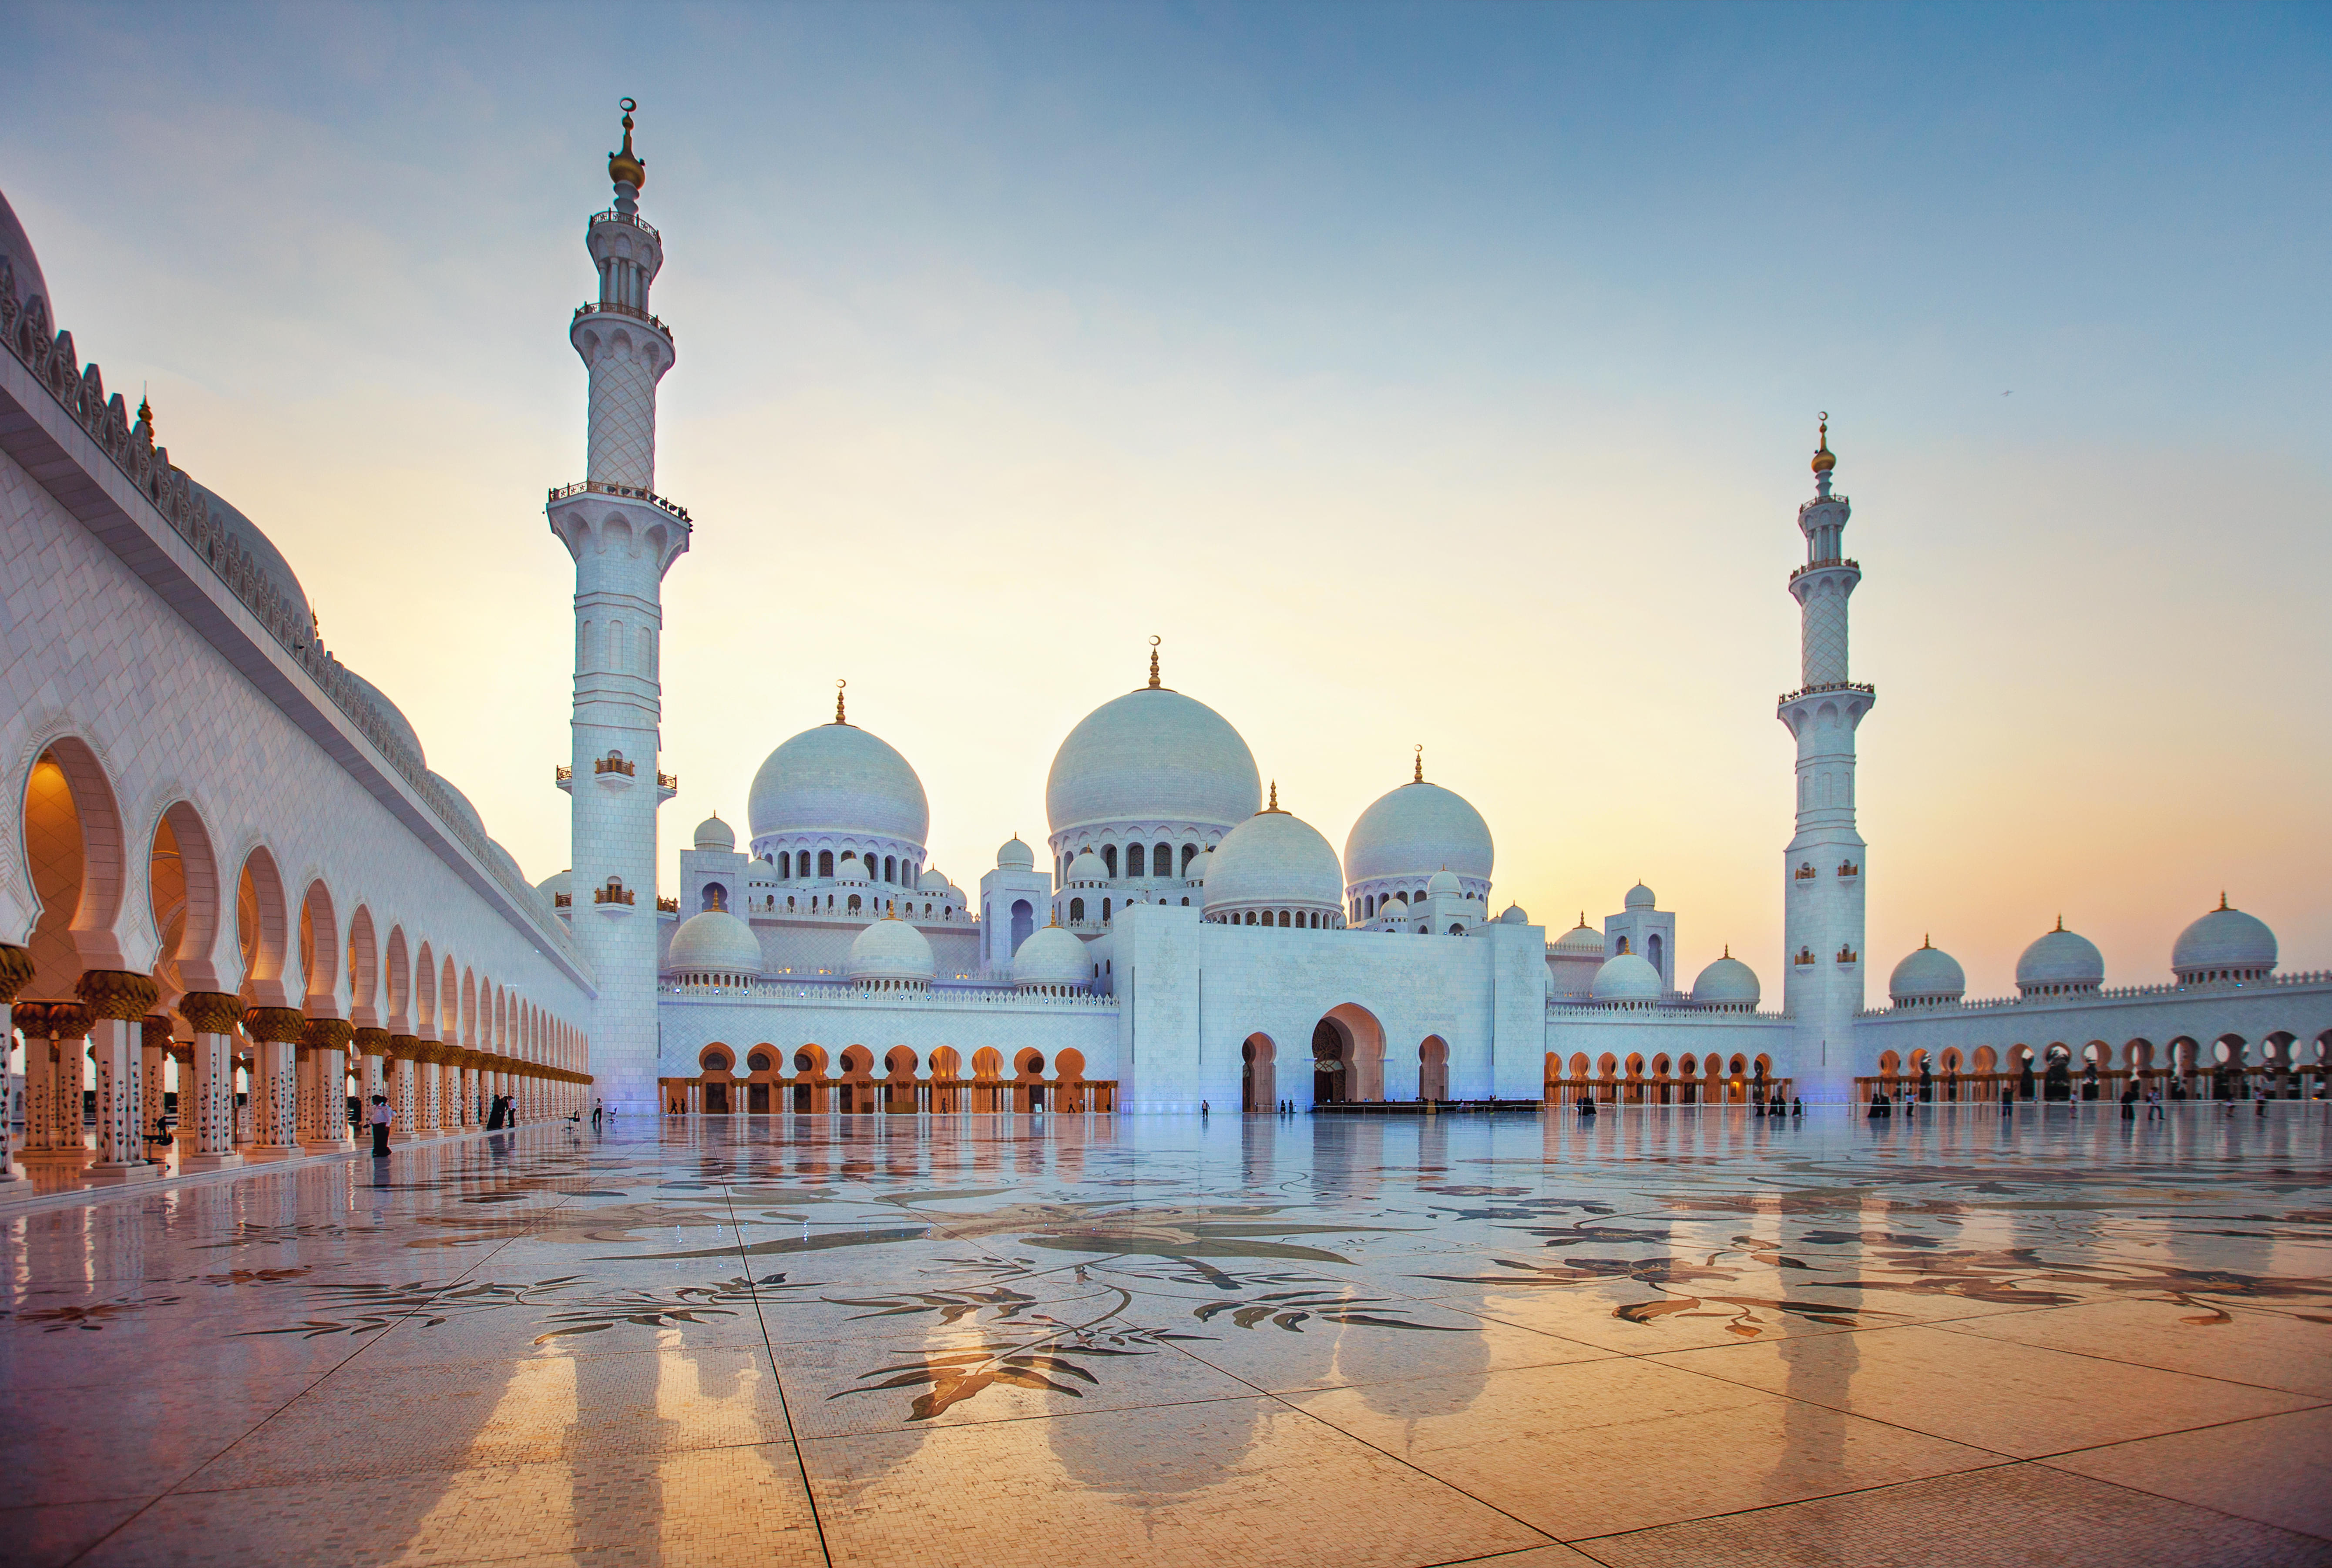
1624, 882, 1657, 912
1010, 924, 1089, 990
1889, 940, 1966, 1004
1590, 952, 1663, 1002
1691, 952, 1761, 1007
1375, 894, 1409, 921
1185, 850, 1208, 884
1498, 903, 1529, 925
1551, 918, 1605, 956
2016, 922, 2104, 994
535, 869, 571, 905
1425, 869, 1463, 898
692, 813, 735, 852
748, 722, 930, 844
2171, 900, 2277, 980
666, 910, 762, 977
346, 670, 425, 767
846, 917, 935, 984
745, 857, 780, 882
1203, 809, 1344, 918
996, 835, 1035, 871
1344, 778, 1494, 886
1046, 685, 1260, 837
917, 866, 951, 893
1069, 850, 1108, 883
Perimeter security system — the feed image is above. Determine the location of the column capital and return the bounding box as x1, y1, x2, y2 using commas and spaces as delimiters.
303, 1017, 355, 1051
178, 991, 243, 1035
388, 1034, 422, 1058
76, 969, 160, 1022
353, 1026, 393, 1056
242, 1006, 309, 1044
141, 1014, 177, 1048
0, 943, 34, 1005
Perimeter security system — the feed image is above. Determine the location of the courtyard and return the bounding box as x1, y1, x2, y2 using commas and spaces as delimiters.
2, 1106, 2327, 1567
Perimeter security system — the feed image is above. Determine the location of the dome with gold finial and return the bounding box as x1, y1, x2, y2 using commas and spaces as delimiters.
1811, 413, 1836, 474
608, 98, 646, 191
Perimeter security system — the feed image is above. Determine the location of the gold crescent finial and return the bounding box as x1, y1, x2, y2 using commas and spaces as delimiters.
1413, 743, 1424, 784
1812, 411, 1836, 474
833, 678, 848, 725
609, 98, 646, 190
1147, 635, 1162, 689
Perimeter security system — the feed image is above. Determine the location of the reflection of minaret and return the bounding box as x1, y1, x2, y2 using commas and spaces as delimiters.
552, 101, 689, 1112
1779, 419, 1872, 1101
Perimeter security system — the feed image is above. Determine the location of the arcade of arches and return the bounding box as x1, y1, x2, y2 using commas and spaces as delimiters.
1858, 1035, 2332, 1104
663, 1044, 1113, 1116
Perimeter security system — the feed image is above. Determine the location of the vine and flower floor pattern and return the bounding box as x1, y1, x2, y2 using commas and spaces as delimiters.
3, 1107, 2329, 1567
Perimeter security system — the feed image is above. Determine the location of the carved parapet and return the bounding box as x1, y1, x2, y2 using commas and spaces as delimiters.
76, 970, 160, 1022
178, 991, 243, 1035
0, 944, 35, 1006
353, 1027, 392, 1058
242, 1006, 309, 1044
303, 1017, 355, 1052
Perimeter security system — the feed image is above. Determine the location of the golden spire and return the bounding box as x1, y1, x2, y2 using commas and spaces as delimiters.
1146, 635, 1162, 689
137, 387, 153, 433
1723, 943, 1731, 959
608, 98, 646, 191
2218, 890, 2229, 911
1265, 780, 1280, 812
833, 678, 848, 725
2053, 913, 2064, 932
1922, 933, 1932, 949
1413, 744, 1424, 784
1577, 911, 1588, 928
1811, 411, 1836, 474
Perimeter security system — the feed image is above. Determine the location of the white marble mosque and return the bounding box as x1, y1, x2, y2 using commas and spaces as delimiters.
3, 106, 2329, 1171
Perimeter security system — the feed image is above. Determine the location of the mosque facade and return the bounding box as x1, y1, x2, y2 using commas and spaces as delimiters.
3, 114, 2328, 1162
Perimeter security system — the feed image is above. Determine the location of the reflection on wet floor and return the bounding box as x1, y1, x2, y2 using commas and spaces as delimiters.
3, 1106, 2328, 1568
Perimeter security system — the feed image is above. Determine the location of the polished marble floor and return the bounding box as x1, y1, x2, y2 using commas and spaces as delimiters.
2, 1105, 2328, 1568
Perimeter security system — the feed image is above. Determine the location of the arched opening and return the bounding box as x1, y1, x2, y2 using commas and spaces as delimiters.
701, 882, 727, 913
1055, 1047, 1091, 1112
148, 801, 223, 1005
928, 1046, 964, 1114
882, 1046, 919, 1114
1015, 1048, 1048, 1114
1647, 932, 1663, 982
1311, 1004, 1385, 1104
1677, 1052, 1699, 1105
1126, 844, 1145, 878
971, 1046, 1005, 1115
1418, 1035, 1449, 1101
837, 1045, 875, 1113
1242, 1032, 1276, 1112
1009, 898, 1034, 954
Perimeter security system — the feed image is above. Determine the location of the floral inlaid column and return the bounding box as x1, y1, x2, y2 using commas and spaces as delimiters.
141, 1016, 173, 1155
389, 1037, 420, 1141
302, 1019, 353, 1150
179, 993, 244, 1166
0, 948, 36, 1177
354, 1028, 390, 1116
242, 1007, 306, 1153
417, 1043, 443, 1136
77, 971, 159, 1178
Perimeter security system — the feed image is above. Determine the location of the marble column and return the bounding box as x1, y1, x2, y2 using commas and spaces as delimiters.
242, 1008, 306, 1155
141, 1015, 173, 1153
179, 993, 243, 1167
0, 946, 31, 1178
303, 1019, 354, 1150
461, 1058, 480, 1129
418, 1046, 442, 1135
77, 971, 161, 1180
389, 1037, 419, 1140
354, 1029, 390, 1114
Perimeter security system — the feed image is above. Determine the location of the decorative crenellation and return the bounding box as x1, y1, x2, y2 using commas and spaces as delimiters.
0, 263, 572, 961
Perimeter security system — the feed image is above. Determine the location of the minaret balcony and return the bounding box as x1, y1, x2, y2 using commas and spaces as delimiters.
571, 300, 675, 342
657, 771, 679, 801
1778, 680, 1876, 705
1788, 557, 1859, 585
548, 478, 691, 523
588, 209, 661, 240
555, 765, 573, 794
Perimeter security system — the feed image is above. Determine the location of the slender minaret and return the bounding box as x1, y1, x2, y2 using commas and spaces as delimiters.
1778, 417, 1872, 1101
549, 101, 689, 1111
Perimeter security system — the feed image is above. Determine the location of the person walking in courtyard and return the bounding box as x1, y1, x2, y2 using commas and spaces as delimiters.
368, 1095, 392, 1157
592, 1099, 603, 1129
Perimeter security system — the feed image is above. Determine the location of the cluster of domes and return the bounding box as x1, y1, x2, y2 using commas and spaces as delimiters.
1891, 897, 2280, 1007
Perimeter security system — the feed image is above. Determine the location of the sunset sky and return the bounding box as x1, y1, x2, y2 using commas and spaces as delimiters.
7, 1, 2327, 995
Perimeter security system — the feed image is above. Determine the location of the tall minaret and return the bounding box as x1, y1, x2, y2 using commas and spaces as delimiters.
1778, 417, 1872, 1101
548, 101, 689, 1112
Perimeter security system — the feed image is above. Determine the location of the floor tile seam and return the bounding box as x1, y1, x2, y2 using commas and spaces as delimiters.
1556, 1454, 2036, 1548
2022, 1455, 2332, 1544
791, 1388, 1279, 1444
1156, 1334, 1563, 1550
1612, 1353, 2036, 1462
1920, 1316, 2332, 1399
2022, 1400, 2332, 1469
727, 1184, 836, 1568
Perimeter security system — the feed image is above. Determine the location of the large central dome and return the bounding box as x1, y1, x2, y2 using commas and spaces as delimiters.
748, 722, 929, 844
1046, 687, 1260, 836
1344, 779, 1493, 885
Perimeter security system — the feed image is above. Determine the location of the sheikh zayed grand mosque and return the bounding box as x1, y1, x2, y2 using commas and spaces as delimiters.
2, 108, 2328, 1179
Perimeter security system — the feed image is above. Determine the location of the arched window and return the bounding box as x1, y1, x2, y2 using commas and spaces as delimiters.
786, 896, 795, 911
1070, 897, 1085, 923
1102, 898, 1112, 922
1126, 843, 1146, 878
702, 883, 727, 913
1182, 843, 1198, 876
884, 855, 896, 883
1617, 935, 1631, 955
1647, 932, 1663, 978
778, 852, 790, 878
818, 850, 834, 877
1102, 845, 1118, 879
847, 894, 862, 914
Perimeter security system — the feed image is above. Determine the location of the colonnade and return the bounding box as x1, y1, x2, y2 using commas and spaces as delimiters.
0, 950, 592, 1182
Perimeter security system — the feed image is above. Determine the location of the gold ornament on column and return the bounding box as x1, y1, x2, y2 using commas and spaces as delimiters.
353, 1027, 392, 1058
0, 944, 35, 1005
75, 970, 160, 1021
241, 1007, 308, 1044
303, 1017, 354, 1052
178, 991, 242, 1036
388, 1034, 421, 1058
